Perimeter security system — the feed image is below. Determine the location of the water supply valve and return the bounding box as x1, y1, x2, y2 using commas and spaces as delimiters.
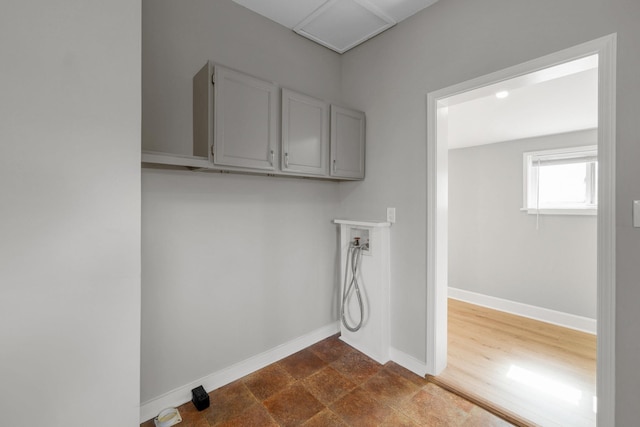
349, 227, 371, 254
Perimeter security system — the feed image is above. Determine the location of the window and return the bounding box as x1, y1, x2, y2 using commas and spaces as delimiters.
523, 145, 597, 215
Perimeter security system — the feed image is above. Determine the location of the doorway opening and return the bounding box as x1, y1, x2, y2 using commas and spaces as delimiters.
426, 35, 616, 426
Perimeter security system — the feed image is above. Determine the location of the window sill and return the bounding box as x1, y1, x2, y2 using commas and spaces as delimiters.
521, 207, 597, 216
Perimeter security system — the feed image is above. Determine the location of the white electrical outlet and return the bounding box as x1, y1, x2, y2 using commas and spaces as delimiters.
634, 200, 640, 228
387, 207, 396, 223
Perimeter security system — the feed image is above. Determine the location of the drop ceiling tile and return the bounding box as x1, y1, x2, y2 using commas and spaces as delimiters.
232, 0, 439, 53
232, 0, 326, 28
294, 0, 395, 53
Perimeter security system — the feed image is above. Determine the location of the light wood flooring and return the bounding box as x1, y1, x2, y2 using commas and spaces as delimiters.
433, 299, 596, 427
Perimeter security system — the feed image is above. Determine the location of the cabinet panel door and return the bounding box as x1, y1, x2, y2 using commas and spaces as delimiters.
331, 105, 365, 179
281, 89, 329, 176
214, 66, 278, 170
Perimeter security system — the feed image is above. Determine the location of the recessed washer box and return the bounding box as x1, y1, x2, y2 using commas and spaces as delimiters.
334, 219, 391, 364
349, 227, 371, 254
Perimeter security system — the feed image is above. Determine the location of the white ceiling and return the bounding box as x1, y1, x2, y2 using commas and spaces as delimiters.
232, 0, 439, 53
446, 55, 599, 149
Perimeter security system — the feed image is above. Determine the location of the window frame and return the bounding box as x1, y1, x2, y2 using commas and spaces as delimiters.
522, 145, 598, 216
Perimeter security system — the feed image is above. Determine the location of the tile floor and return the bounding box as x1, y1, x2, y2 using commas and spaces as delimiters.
142, 335, 512, 426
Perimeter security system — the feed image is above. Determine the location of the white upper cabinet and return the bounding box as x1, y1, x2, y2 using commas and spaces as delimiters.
331, 105, 365, 179
281, 89, 329, 176
213, 65, 278, 170
183, 62, 366, 180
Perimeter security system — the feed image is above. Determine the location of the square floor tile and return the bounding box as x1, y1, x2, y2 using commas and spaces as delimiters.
203, 380, 258, 425
216, 402, 279, 427
174, 401, 211, 427
331, 350, 381, 384
308, 335, 354, 363
379, 408, 422, 426
361, 368, 420, 408
384, 361, 429, 387
394, 386, 470, 426
278, 348, 327, 380
301, 408, 349, 426
330, 387, 394, 427
302, 366, 357, 406
243, 363, 296, 401
263, 383, 325, 426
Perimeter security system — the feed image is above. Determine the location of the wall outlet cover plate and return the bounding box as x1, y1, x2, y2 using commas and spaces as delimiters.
387, 207, 396, 223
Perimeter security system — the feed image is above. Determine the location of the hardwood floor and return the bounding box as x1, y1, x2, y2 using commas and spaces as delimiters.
435, 299, 596, 427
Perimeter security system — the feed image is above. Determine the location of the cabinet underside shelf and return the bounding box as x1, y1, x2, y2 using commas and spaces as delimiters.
141, 150, 360, 181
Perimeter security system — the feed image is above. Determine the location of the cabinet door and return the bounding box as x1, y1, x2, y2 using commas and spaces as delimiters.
331, 105, 365, 179
214, 65, 278, 170
281, 89, 329, 176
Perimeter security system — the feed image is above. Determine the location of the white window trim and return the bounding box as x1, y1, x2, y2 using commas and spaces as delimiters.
522, 145, 598, 216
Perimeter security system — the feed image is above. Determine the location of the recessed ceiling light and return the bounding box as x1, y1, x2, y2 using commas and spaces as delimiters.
495, 90, 509, 99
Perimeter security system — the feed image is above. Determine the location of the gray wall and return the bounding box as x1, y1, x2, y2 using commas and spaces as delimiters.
7, 0, 640, 423
339, 0, 640, 423
449, 130, 598, 319
0, 0, 141, 426
141, 0, 344, 403
142, 0, 640, 423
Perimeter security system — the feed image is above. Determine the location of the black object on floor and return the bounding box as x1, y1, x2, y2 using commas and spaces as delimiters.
191, 385, 210, 411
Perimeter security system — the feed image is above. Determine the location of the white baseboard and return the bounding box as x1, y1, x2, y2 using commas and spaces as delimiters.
448, 287, 596, 335
140, 322, 340, 423
390, 347, 428, 378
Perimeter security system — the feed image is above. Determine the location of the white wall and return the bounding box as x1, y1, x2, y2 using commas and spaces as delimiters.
449, 130, 597, 319
0, 1, 141, 426
141, 0, 344, 404
339, 0, 640, 424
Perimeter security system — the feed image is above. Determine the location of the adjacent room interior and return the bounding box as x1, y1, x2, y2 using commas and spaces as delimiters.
436, 56, 599, 426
